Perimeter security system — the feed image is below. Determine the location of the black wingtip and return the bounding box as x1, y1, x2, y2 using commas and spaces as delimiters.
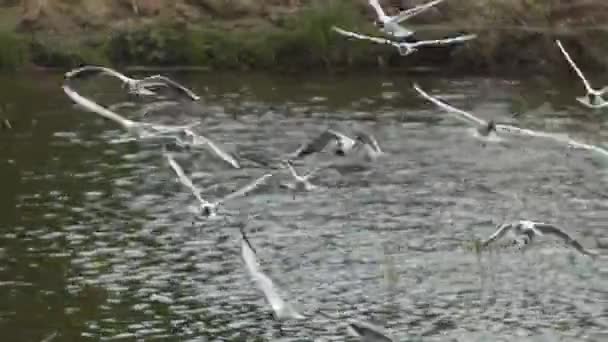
240, 227, 257, 255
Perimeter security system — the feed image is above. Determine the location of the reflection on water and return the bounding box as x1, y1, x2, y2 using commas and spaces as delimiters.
0, 71, 606, 341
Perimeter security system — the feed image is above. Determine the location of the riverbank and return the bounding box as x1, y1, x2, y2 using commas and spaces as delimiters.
1, 0, 608, 76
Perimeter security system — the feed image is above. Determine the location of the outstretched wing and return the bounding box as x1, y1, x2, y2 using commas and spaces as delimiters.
62, 84, 136, 130
413, 83, 488, 127
139, 75, 201, 101
292, 129, 341, 159
555, 40, 593, 94
410, 34, 477, 49
64, 65, 134, 84
533, 223, 598, 257
165, 154, 210, 206
368, 0, 388, 21
394, 0, 445, 23
354, 130, 382, 153
199, 135, 241, 169
217, 173, 272, 204
332, 26, 398, 47
481, 223, 513, 247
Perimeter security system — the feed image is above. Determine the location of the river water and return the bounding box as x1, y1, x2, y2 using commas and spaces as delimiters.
0, 71, 606, 342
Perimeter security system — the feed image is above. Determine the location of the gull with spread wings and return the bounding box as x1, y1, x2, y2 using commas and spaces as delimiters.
555, 40, 608, 109
65, 65, 200, 101
481, 220, 599, 258
368, 0, 445, 39
292, 127, 384, 161
413, 83, 608, 157
279, 160, 322, 194
333, 26, 476, 56
165, 154, 271, 218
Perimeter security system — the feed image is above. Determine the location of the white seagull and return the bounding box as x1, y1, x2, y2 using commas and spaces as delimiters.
347, 319, 395, 342
65, 65, 200, 101
292, 128, 358, 159
413, 83, 608, 157
279, 160, 322, 193
63, 83, 200, 139
555, 40, 608, 109
368, 0, 445, 39
481, 220, 599, 258
165, 154, 271, 218
240, 227, 306, 320
332, 26, 476, 56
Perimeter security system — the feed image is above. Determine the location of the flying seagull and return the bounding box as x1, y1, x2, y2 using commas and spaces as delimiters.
63, 82, 200, 139
368, 0, 445, 39
348, 319, 395, 342
292, 128, 358, 159
279, 160, 322, 193
165, 154, 271, 217
413, 83, 608, 157
481, 220, 599, 258
555, 40, 608, 109
65, 65, 200, 101
332, 26, 476, 56
240, 227, 306, 320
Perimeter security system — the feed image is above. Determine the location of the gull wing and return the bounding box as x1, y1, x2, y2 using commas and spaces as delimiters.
413, 83, 488, 127
576, 96, 608, 109
62, 84, 136, 130
240, 229, 305, 319
64, 65, 134, 84
285, 161, 302, 179
496, 124, 608, 158
409, 34, 477, 49
347, 320, 394, 342
165, 154, 210, 206
533, 223, 599, 257
332, 26, 398, 47
368, 0, 388, 21
302, 166, 325, 181
481, 223, 513, 247
354, 130, 382, 153
394, 0, 445, 23
217, 173, 272, 205
555, 40, 593, 94
195, 134, 241, 169
140, 75, 201, 101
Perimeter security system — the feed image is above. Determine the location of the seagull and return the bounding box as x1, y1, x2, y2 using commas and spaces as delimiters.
292, 128, 358, 159
165, 154, 271, 218
481, 220, 599, 258
347, 319, 395, 342
413, 83, 608, 157
555, 40, 608, 109
65, 65, 200, 101
352, 129, 384, 161
332, 26, 476, 56
279, 160, 322, 193
368, 0, 445, 39
240, 227, 306, 320
63, 82, 200, 139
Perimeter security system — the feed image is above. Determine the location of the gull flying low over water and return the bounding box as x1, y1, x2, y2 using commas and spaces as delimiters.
413, 83, 608, 157
292, 128, 384, 161
165, 154, 271, 218
63, 82, 200, 139
368, 0, 445, 39
348, 319, 395, 342
332, 26, 476, 56
481, 220, 599, 258
65, 65, 200, 101
279, 160, 322, 193
240, 227, 306, 320
555, 40, 608, 109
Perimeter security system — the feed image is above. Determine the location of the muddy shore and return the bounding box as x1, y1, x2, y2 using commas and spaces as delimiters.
1, 0, 608, 77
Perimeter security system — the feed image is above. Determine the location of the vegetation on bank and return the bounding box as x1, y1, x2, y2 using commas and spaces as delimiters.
0, 0, 608, 75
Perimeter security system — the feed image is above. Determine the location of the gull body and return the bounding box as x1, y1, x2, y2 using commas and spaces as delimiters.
347, 319, 394, 342
368, 0, 445, 39
482, 220, 598, 258
65, 65, 200, 101
333, 26, 476, 56
280, 160, 321, 192
165, 154, 271, 218
555, 40, 608, 109
240, 228, 306, 320
413, 83, 608, 157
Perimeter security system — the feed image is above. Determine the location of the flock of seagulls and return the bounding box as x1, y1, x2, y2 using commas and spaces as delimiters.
56, 1, 606, 340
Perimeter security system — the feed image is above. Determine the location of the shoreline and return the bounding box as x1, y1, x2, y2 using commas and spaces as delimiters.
1, 1, 608, 78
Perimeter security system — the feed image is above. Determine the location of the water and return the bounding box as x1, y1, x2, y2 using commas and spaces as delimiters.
0, 71, 606, 342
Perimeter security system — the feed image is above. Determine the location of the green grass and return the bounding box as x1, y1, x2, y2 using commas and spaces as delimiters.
0, 31, 28, 70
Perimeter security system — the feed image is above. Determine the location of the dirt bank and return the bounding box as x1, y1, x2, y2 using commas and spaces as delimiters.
1, 0, 608, 76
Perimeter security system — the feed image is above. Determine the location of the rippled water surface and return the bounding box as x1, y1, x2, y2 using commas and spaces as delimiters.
0, 71, 607, 342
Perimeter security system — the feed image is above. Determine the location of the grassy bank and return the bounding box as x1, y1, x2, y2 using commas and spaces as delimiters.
1, 0, 608, 76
